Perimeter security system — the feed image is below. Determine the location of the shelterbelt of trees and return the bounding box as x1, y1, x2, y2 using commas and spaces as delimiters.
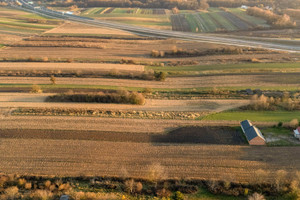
45, 0, 300, 9
48, 0, 207, 10
209, 0, 300, 9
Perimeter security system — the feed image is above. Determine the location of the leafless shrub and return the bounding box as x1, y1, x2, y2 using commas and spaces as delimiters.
31, 85, 42, 93
274, 170, 287, 192
17, 178, 26, 188
248, 192, 265, 200
147, 163, 167, 186
24, 182, 32, 190
42, 57, 49, 62
50, 75, 56, 85
289, 119, 299, 129
31, 190, 53, 200
253, 169, 268, 185
4, 186, 19, 200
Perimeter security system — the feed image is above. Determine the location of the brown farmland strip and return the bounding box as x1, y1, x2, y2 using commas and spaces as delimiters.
0, 62, 145, 72
1, 74, 300, 88
0, 138, 299, 182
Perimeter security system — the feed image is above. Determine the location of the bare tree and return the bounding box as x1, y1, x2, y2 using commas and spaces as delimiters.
198, 0, 209, 10
50, 75, 56, 85
248, 192, 265, 200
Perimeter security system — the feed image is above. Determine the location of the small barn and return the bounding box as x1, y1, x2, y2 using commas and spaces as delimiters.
240, 120, 266, 145
294, 127, 300, 140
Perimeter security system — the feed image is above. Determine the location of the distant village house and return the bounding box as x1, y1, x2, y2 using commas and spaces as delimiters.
240, 120, 266, 145
294, 127, 300, 140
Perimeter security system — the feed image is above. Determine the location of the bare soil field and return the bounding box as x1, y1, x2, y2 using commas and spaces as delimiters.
0, 137, 299, 182
44, 22, 133, 36
1, 37, 295, 64
0, 62, 145, 72
0, 33, 23, 44
0, 46, 294, 63
152, 126, 246, 145
1, 74, 300, 88
0, 126, 245, 144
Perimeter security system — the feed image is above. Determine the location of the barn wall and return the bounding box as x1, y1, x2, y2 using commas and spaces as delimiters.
249, 137, 266, 145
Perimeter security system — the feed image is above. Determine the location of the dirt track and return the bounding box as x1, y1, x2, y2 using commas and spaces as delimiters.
0, 138, 299, 182
0, 62, 144, 72
0, 93, 249, 112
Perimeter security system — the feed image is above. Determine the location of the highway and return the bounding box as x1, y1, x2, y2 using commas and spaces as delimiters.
10, 0, 300, 53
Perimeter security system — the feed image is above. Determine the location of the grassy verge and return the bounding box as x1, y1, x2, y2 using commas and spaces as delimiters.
202, 110, 300, 122
1, 84, 300, 93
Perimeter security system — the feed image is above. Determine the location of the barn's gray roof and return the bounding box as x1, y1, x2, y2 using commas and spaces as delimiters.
240, 120, 253, 132
245, 126, 265, 141
240, 120, 265, 141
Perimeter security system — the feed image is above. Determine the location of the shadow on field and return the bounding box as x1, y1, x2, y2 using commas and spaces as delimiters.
151, 126, 247, 145
0, 126, 246, 145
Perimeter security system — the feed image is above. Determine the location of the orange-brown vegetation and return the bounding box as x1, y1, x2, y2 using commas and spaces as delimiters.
242, 93, 300, 111
46, 90, 146, 105
247, 7, 296, 28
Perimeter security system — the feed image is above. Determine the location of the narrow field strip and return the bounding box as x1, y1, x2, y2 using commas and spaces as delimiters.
0, 62, 144, 72
1, 74, 300, 89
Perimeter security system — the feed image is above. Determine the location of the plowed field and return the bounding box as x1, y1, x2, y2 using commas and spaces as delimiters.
0, 137, 299, 183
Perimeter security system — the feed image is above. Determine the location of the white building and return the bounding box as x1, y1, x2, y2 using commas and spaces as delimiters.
294, 127, 300, 139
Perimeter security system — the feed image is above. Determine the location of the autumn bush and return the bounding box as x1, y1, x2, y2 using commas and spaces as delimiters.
243, 94, 300, 111
45, 90, 146, 105
151, 47, 270, 58
247, 7, 296, 28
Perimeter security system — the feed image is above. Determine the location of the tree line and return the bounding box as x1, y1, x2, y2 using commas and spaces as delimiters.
47, 0, 209, 10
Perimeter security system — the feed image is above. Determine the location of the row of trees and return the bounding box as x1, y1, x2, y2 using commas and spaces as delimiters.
248, 94, 299, 111
247, 7, 296, 28
46, 90, 146, 105
47, 0, 209, 10
208, 0, 300, 9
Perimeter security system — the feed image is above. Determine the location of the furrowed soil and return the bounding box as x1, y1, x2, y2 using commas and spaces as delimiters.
0, 126, 245, 144
0, 137, 299, 182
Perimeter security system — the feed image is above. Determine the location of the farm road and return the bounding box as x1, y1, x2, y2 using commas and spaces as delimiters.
0, 93, 249, 112
0, 62, 145, 72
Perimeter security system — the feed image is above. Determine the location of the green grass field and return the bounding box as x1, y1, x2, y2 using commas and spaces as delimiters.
176, 8, 269, 32
0, 7, 59, 35
202, 111, 300, 122
80, 7, 171, 28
